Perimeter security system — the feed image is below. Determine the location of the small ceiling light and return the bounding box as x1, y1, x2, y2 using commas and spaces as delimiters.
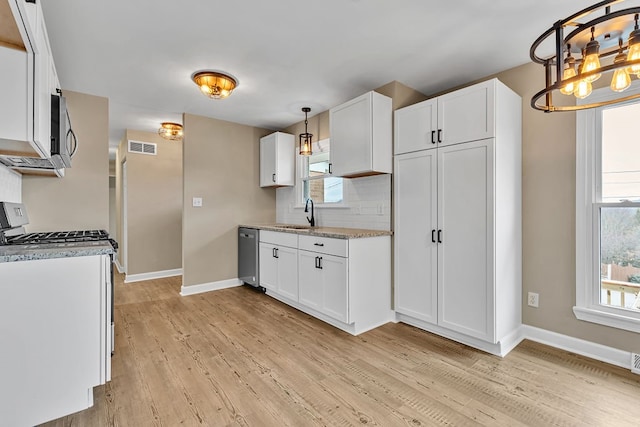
530, 0, 640, 112
158, 122, 183, 141
627, 14, 640, 76
560, 45, 577, 95
191, 70, 238, 99
611, 40, 631, 92
299, 107, 313, 156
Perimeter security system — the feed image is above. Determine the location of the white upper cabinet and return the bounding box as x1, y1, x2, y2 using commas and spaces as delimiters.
329, 91, 392, 178
437, 80, 495, 147
260, 132, 295, 187
394, 99, 437, 154
0, 0, 56, 158
394, 79, 496, 155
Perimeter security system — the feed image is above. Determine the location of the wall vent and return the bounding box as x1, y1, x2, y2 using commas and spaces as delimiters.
128, 140, 157, 156
632, 353, 640, 375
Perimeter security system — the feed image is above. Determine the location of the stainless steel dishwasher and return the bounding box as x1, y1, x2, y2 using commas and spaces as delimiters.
238, 227, 261, 288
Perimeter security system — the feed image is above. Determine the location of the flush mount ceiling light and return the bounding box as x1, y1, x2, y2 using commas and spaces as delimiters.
299, 107, 313, 156
191, 70, 238, 99
530, 0, 640, 112
158, 122, 183, 141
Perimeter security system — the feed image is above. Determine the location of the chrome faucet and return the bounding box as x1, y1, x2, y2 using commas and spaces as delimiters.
304, 198, 315, 227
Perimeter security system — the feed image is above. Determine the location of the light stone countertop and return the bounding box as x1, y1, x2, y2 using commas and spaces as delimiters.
0, 241, 115, 263
240, 224, 392, 239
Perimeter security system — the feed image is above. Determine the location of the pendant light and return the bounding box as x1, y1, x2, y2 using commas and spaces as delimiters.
627, 14, 640, 76
560, 45, 577, 95
611, 39, 631, 92
299, 107, 313, 156
581, 27, 602, 83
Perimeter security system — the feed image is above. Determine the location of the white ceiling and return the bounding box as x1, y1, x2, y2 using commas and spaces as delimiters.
40, 0, 602, 158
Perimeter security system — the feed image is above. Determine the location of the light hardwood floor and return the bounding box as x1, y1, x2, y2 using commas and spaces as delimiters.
42, 273, 640, 426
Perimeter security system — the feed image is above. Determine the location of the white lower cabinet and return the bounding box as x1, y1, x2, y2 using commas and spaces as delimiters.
298, 249, 348, 323
259, 230, 391, 335
259, 231, 298, 301
0, 254, 112, 427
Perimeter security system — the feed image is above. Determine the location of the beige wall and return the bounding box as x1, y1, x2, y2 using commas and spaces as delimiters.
182, 113, 274, 287
22, 90, 109, 231
485, 63, 639, 353
115, 130, 182, 276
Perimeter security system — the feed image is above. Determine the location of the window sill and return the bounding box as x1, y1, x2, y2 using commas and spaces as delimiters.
573, 306, 640, 333
293, 203, 350, 210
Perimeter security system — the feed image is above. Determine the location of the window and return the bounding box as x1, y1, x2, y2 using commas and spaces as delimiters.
575, 86, 640, 333
299, 138, 343, 205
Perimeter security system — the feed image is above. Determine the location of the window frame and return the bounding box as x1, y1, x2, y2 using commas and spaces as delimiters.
295, 138, 347, 208
575, 85, 640, 333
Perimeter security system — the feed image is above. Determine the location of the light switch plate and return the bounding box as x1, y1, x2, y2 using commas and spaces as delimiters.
192, 197, 203, 207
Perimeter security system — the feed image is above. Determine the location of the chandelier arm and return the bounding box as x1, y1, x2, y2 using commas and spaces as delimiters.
563, 7, 640, 47
532, 92, 640, 112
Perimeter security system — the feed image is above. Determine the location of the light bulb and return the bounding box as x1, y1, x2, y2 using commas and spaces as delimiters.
628, 33, 640, 76
611, 51, 631, 92
574, 79, 592, 99
581, 53, 601, 82
611, 68, 631, 92
560, 48, 577, 96
581, 32, 601, 83
560, 67, 577, 95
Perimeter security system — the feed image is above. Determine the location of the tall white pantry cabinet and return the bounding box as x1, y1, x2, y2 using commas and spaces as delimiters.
393, 79, 522, 356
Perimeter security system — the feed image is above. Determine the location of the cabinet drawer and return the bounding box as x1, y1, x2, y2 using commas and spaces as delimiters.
299, 235, 348, 257
259, 230, 298, 248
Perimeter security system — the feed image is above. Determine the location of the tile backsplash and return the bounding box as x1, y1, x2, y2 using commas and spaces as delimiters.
276, 174, 391, 231
0, 164, 21, 203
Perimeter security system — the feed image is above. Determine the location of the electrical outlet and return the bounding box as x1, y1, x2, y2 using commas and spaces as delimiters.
192, 197, 203, 207
528, 292, 539, 308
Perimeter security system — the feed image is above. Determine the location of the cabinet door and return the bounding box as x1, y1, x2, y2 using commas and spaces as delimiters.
259, 242, 278, 291
437, 139, 494, 342
260, 134, 277, 187
394, 150, 438, 324
330, 92, 372, 177
298, 250, 323, 311
437, 80, 495, 147
31, 3, 52, 155
394, 99, 437, 155
276, 245, 298, 301
319, 254, 349, 323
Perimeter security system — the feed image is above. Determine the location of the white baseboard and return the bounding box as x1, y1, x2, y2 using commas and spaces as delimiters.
114, 259, 124, 274
180, 278, 242, 296
125, 268, 183, 283
521, 325, 632, 370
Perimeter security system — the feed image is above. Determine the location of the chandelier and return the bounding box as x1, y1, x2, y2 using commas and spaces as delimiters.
191, 70, 238, 99
158, 122, 183, 141
299, 107, 313, 156
530, 0, 640, 112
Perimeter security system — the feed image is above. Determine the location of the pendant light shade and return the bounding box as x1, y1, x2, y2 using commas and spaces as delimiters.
299, 107, 313, 156
158, 122, 183, 141
191, 70, 238, 99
